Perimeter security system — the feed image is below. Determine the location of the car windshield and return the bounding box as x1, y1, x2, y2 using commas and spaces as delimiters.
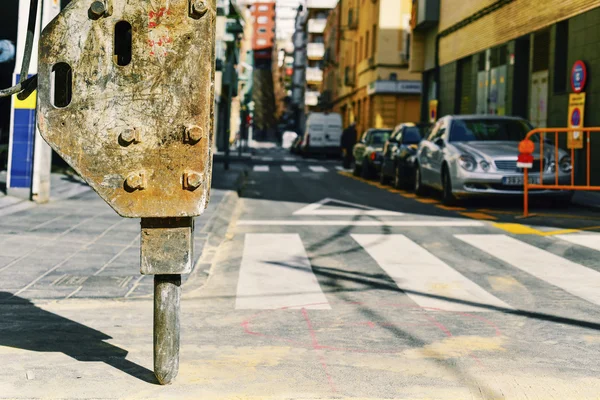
403, 127, 425, 144
449, 119, 532, 142
368, 130, 391, 145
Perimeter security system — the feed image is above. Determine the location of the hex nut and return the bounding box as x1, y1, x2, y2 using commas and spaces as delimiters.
125, 172, 146, 191
184, 171, 202, 190
89, 1, 106, 19
185, 125, 203, 143
190, 0, 208, 18
120, 128, 140, 144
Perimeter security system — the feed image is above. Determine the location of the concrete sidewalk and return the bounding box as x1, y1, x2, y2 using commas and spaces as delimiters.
0, 163, 246, 301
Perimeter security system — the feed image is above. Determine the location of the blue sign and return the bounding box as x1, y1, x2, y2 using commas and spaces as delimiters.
571, 108, 581, 126
571, 61, 587, 93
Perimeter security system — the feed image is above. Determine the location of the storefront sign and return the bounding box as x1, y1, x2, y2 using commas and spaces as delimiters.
571, 60, 587, 93
568, 92, 585, 149
429, 100, 438, 123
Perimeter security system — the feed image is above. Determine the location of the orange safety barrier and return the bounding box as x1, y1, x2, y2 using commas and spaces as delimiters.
521, 127, 600, 217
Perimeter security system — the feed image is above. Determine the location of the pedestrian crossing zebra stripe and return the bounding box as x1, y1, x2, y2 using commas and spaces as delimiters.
235, 233, 330, 310
281, 165, 300, 172
253, 165, 269, 172
457, 234, 600, 307
556, 234, 600, 252
351, 234, 511, 312
309, 166, 329, 173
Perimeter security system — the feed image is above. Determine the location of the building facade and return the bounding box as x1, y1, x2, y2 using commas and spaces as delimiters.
410, 0, 600, 183
326, 0, 422, 137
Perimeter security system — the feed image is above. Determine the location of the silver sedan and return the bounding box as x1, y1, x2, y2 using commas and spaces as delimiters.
414, 115, 574, 205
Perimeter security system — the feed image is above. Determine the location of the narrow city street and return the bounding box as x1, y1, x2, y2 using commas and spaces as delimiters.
3, 149, 600, 399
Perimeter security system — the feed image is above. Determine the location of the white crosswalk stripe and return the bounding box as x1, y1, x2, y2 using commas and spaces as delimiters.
253, 165, 269, 172
236, 234, 330, 310
309, 166, 329, 173
556, 234, 600, 252
281, 165, 300, 172
351, 234, 511, 312
457, 234, 600, 307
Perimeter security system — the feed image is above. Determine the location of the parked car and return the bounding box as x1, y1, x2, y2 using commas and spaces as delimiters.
352, 128, 393, 179
413, 115, 574, 205
301, 112, 343, 157
380, 123, 430, 188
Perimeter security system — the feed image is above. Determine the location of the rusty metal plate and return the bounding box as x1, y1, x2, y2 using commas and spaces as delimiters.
37, 0, 216, 218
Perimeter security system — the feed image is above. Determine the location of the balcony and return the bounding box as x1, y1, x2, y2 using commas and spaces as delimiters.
308, 18, 327, 34
305, 91, 320, 106
411, 0, 440, 31
344, 66, 356, 87
307, 43, 325, 60
306, 0, 338, 9
306, 67, 323, 84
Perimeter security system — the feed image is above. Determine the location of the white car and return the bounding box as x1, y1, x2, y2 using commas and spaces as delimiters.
301, 112, 343, 157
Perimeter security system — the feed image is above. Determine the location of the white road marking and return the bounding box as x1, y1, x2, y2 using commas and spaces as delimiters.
309, 166, 329, 173
236, 234, 330, 310
335, 166, 350, 171
253, 165, 269, 172
457, 234, 600, 307
293, 197, 403, 216
238, 220, 484, 227
284, 157, 296, 161
352, 234, 511, 312
282, 165, 300, 172
261, 157, 274, 161
556, 234, 600, 252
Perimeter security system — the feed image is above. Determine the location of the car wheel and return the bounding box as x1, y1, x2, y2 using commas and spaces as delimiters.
414, 165, 426, 196
353, 161, 361, 177
394, 165, 402, 189
380, 169, 390, 185
442, 168, 457, 206
361, 160, 371, 179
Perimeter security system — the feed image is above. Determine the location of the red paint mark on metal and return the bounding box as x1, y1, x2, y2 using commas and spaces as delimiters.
301, 308, 337, 393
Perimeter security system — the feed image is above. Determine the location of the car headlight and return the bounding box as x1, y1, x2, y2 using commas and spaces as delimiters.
458, 155, 477, 172
480, 160, 490, 172
560, 156, 572, 173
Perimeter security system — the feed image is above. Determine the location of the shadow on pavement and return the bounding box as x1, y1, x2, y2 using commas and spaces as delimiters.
0, 292, 158, 384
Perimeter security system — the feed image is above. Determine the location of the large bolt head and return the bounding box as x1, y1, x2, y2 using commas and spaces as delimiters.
185, 125, 203, 143
191, 0, 208, 18
125, 172, 146, 191
89, 1, 106, 19
185, 172, 202, 190
120, 129, 138, 144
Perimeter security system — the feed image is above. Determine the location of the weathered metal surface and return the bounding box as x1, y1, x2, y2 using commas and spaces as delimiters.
154, 274, 181, 384
37, 0, 217, 218
141, 217, 193, 275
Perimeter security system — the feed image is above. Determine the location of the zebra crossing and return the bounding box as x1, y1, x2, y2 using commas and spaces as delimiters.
253, 164, 345, 173
234, 232, 600, 311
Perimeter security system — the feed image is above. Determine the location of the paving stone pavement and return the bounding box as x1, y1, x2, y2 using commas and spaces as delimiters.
0, 164, 244, 301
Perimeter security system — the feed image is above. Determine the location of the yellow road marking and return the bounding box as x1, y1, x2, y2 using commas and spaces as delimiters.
492, 222, 585, 236
488, 276, 527, 293
436, 205, 466, 211
402, 194, 418, 199
415, 198, 440, 204
460, 212, 498, 221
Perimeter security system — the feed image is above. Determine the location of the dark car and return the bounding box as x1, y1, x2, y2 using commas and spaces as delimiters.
380, 123, 430, 188
352, 128, 392, 179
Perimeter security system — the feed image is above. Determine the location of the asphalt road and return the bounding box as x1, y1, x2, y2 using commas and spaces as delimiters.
183, 147, 600, 398
4, 147, 600, 399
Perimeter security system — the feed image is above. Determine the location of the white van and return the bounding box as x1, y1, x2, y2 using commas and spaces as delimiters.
301, 112, 343, 157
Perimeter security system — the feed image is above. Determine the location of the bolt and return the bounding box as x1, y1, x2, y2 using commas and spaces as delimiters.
89, 1, 106, 19
185, 125, 203, 143
120, 129, 139, 144
125, 172, 146, 191
190, 0, 208, 18
184, 171, 202, 190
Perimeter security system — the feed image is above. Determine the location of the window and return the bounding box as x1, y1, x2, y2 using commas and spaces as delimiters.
372, 25, 377, 56
359, 37, 363, 60
553, 20, 569, 93
257, 16, 268, 24
367, 130, 392, 145
257, 39, 267, 46
365, 31, 370, 59
401, 127, 425, 144
258, 28, 267, 33
449, 118, 532, 142
258, 5, 268, 11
